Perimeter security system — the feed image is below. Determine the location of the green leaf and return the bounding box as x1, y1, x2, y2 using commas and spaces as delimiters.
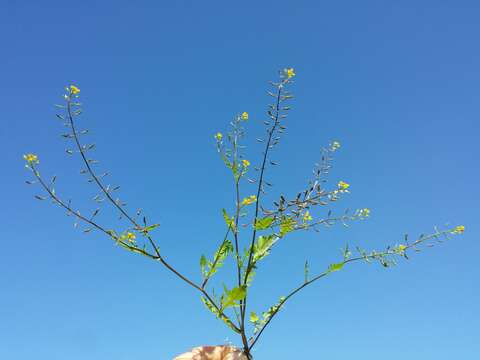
253, 235, 277, 262
142, 223, 160, 233
232, 162, 239, 179
250, 311, 259, 323
210, 240, 233, 276
254, 216, 274, 230
221, 285, 247, 309
214, 240, 233, 261
244, 268, 256, 287
328, 262, 345, 272
257, 295, 286, 333
279, 216, 296, 237
201, 296, 220, 316
252, 296, 285, 335
222, 209, 235, 229
200, 255, 208, 277
118, 241, 145, 256
201, 240, 233, 280
201, 296, 240, 333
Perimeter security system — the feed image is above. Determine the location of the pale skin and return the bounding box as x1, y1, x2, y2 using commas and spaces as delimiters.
173, 346, 249, 360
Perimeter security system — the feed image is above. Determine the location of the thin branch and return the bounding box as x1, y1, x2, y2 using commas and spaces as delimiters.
248, 229, 455, 350
66, 98, 140, 228
31, 164, 112, 237
241, 80, 285, 327
41, 97, 242, 332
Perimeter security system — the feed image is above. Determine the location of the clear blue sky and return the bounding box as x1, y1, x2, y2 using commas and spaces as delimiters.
1, 1, 478, 359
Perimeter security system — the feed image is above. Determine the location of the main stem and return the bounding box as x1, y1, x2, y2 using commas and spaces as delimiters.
240, 82, 284, 357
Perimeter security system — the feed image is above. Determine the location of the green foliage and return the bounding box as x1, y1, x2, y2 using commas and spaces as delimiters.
243, 265, 256, 287
200, 255, 208, 277
279, 216, 296, 237
252, 235, 277, 263
222, 208, 235, 230
254, 216, 275, 230
252, 295, 287, 335
221, 285, 247, 309
200, 239, 234, 280
201, 296, 240, 334
249, 311, 259, 323
328, 262, 345, 273
140, 223, 160, 234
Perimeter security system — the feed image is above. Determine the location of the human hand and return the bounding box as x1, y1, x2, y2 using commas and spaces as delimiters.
173, 345, 248, 360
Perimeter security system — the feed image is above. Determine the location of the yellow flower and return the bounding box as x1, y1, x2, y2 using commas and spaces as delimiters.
397, 244, 407, 252
331, 141, 341, 151
215, 132, 223, 141
338, 181, 350, 190
23, 153, 39, 164
120, 231, 137, 244
127, 232, 136, 240
452, 225, 465, 234
70, 85, 80, 94
242, 195, 257, 206
303, 210, 313, 222
358, 208, 370, 217
242, 159, 250, 167
241, 112, 249, 121
286, 68, 295, 78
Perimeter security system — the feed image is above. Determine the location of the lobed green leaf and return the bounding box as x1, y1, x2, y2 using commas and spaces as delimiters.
328, 262, 345, 272
254, 216, 275, 230
253, 235, 277, 263
279, 216, 296, 237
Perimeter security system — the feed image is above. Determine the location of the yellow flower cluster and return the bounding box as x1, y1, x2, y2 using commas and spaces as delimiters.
397, 244, 407, 252
303, 210, 313, 222
337, 181, 350, 190
23, 153, 39, 164
358, 208, 370, 217
120, 231, 136, 244
70, 85, 80, 94
241, 112, 249, 121
242, 195, 257, 206
452, 225, 465, 234
215, 132, 223, 141
286, 68, 295, 78
331, 141, 341, 151
242, 159, 250, 167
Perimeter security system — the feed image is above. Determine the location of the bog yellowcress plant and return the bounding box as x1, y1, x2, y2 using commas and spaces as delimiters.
24, 68, 465, 360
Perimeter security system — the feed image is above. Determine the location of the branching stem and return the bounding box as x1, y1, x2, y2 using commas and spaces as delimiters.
248, 229, 451, 350
240, 80, 285, 357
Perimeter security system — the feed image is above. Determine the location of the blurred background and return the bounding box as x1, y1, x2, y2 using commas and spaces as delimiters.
0, 1, 478, 359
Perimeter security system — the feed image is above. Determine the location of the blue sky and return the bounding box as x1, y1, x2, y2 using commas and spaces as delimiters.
1, 1, 479, 359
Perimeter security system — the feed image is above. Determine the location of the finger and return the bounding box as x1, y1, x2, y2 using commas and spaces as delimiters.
172, 351, 192, 360
172, 350, 200, 360
172, 346, 248, 360
224, 349, 249, 360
